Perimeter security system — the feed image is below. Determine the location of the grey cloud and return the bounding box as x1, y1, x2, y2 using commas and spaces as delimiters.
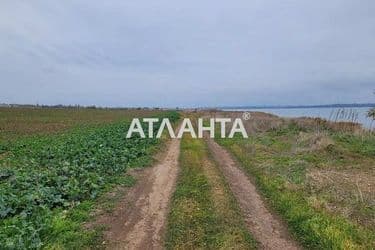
0, 0, 375, 107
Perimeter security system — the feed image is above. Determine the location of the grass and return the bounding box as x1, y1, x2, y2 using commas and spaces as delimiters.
217, 123, 375, 249
165, 136, 256, 249
333, 132, 375, 157
43, 174, 136, 250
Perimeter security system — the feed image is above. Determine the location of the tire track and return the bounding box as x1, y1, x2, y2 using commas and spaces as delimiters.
206, 138, 300, 250
100, 136, 180, 250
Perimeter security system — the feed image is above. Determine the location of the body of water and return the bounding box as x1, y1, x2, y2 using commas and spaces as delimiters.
224, 107, 375, 130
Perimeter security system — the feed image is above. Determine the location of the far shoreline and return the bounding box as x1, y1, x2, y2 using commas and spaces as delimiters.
220, 103, 375, 110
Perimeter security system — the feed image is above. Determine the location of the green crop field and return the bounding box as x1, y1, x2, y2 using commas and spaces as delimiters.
0, 107, 161, 142
0, 107, 179, 249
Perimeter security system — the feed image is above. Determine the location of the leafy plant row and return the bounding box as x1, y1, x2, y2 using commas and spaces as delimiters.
0, 111, 179, 249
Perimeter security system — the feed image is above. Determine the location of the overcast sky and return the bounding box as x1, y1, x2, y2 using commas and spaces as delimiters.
1, 1, 374, 107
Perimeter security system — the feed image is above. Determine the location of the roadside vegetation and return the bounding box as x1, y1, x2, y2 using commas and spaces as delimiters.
367, 92, 375, 120
217, 120, 375, 249
0, 108, 179, 249
368, 108, 375, 120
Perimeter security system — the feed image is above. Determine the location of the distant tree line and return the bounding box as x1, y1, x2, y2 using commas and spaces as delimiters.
0, 103, 166, 110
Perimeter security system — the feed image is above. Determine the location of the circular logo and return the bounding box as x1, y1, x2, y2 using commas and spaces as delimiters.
242, 112, 251, 121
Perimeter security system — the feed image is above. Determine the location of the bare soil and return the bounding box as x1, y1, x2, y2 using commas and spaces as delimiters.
206, 138, 301, 250
96, 137, 180, 250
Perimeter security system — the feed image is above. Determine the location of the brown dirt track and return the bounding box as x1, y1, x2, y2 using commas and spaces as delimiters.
96, 137, 180, 250
206, 137, 300, 250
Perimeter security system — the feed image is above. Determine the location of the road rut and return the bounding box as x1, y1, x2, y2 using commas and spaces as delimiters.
206, 138, 300, 250
102, 137, 180, 250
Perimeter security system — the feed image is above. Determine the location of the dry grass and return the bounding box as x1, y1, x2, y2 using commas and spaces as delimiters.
291, 117, 364, 134
307, 168, 375, 229
195, 110, 286, 135
292, 131, 334, 153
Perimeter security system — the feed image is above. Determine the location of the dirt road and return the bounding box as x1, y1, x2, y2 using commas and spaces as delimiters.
206, 138, 300, 250
102, 137, 180, 250
97, 123, 300, 249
